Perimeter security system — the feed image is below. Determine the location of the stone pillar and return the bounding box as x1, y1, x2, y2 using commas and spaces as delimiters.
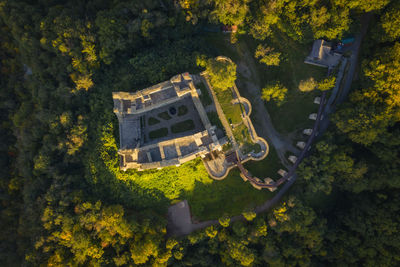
288, 155, 297, 164
277, 169, 288, 177
296, 141, 306, 149
309, 113, 318, 120
303, 128, 313, 135
159, 146, 165, 160
146, 151, 153, 162
175, 143, 182, 157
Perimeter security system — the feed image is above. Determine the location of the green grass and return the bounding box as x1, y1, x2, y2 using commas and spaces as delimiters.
158, 111, 171, 120
242, 34, 326, 135
244, 145, 284, 181
149, 127, 169, 139
232, 123, 260, 154
186, 168, 275, 220
148, 117, 160, 126
207, 111, 224, 131
214, 88, 243, 124
96, 123, 274, 220
204, 32, 325, 136
197, 82, 213, 106
177, 105, 188, 116
171, 119, 195, 134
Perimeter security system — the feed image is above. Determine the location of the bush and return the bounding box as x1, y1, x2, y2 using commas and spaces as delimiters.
242, 211, 257, 221
255, 45, 281, 66
299, 77, 317, 92
261, 82, 288, 106
218, 215, 231, 227
318, 76, 336, 91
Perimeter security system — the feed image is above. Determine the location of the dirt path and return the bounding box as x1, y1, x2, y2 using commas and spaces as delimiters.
230, 40, 299, 163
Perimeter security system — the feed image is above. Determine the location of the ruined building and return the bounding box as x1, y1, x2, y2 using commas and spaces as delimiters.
113, 73, 223, 171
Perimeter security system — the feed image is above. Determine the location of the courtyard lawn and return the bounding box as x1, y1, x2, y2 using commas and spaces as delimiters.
158, 111, 172, 120
177, 105, 188, 116
148, 116, 160, 126
149, 127, 169, 139
232, 123, 260, 154
171, 119, 195, 134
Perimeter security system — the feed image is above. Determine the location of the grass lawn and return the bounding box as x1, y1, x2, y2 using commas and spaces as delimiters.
204, 32, 326, 136
177, 105, 188, 116
207, 111, 224, 131
158, 111, 172, 120
232, 123, 260, 154
185, 167, 275, 220
197, 82, 212, 106
244, 144, 284, 181
149, 127, 169, 139
242, 33, 326, 135
96, 118, 275, 221
171, 119, 195, 134
214, 88, 243, 124
148, 116, 160, 126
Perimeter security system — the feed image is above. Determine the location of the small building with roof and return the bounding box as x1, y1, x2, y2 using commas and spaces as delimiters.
305, 39, 342, 69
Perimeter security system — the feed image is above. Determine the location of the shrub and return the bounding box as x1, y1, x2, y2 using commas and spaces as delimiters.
242, 211, 257, 221
318, 76, 336, 91
261, 82, 288, 106
255, 45, 281, 66
299, 77, 317, 92
218, 215, 231, 227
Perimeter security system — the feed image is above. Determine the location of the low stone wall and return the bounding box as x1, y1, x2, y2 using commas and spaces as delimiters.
200, 56, 269, 180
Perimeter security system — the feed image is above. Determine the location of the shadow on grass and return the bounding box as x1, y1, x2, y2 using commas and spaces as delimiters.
184, 168, 276, 221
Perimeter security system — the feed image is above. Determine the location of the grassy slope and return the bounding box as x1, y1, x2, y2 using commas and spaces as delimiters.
205, 32, 325, 136
92, 120, 271, 220
244, 33, 326, 136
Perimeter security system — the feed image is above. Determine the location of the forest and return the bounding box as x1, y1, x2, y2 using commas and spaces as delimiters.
0, 0, 399, 266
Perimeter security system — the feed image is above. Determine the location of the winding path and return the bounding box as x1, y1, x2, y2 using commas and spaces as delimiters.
232, 41, 299, 164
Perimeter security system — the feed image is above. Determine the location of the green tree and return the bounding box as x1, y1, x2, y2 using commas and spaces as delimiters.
199, 57, 237, 91
261, 82, 288, 106
379, 2, 400, 41
254, 44, 281, 66
210, 0, 250, 26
